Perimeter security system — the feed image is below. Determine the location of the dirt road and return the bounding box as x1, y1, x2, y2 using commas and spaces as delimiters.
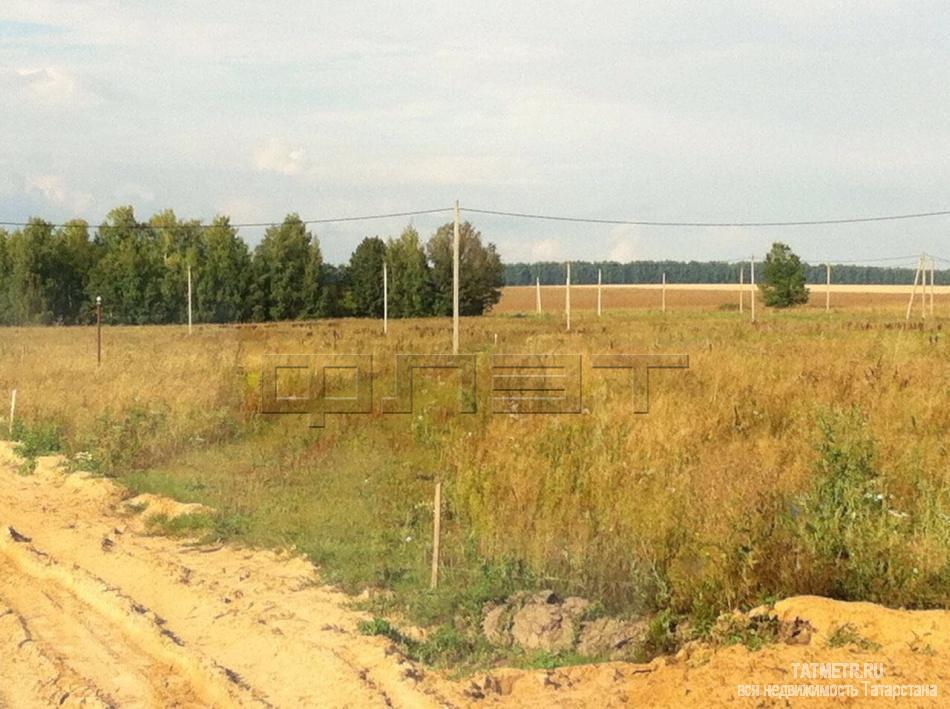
0, 442, 946, 708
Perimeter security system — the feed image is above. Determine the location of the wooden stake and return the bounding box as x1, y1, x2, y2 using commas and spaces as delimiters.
187, 264, 193, 335
905, 257, 921, 321
536, 276, 541, 314
750, 257, 756, 323
383, 262, 388, 335
565, 262, 571, 332
453, 200, 460, 355
661, 272, 667, 313
430, 481, 442, 589
739, 266, 744, 313
825, 263, 831, 312
597, 269, 602, 317
8, 389, 15, 438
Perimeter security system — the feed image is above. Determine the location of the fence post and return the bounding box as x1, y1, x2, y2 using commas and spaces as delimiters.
7, 389, 15, 438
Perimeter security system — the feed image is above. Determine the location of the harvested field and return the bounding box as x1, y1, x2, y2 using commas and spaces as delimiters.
496, 284, 950, 313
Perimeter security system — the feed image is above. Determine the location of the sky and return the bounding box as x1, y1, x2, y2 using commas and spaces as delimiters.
1, 1, 948, 266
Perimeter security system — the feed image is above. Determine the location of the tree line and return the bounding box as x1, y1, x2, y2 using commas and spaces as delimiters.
505, 261, 948, 286
0, 206, 504, 325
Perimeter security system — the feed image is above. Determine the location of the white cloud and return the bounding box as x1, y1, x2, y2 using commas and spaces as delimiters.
253, 138, 310, 176
26, 175, 93, 213
0, 66, 83, 105
530, 239, 561, 260
608, 228, 639, 262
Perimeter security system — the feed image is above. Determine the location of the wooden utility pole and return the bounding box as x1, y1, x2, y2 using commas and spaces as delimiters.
906, 257, 922, 321
430, 481, 442, 589
187, 264, 193, 335
597, 269, 602, 317
826, 263, 831, 312
661, 272, 667, 313
383, 262, 388, 335
453, 200, 460, 355
565, 262, 571, 331
739, 266, 744, 313
536, 276, 542, 314
96, 296, 102, 365
750, 257, 756, 323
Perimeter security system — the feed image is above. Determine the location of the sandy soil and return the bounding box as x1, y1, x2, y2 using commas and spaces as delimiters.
0, 443, 946, 708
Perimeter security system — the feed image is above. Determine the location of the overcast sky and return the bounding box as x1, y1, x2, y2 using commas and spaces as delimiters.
1, 1, 948, 265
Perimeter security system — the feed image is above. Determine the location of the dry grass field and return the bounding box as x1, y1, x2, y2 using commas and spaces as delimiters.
0, 294, 947, 671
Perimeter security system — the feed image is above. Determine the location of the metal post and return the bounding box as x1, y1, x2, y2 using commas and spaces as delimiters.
96, 295, 102, 365
187, 264, 193, 335
453, 200, 460, 355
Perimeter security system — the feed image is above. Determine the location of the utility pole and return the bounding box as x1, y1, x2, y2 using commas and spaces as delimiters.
536, 276, 542, 314
826, 263, 831, 313
453, 200, 460, 354
661, 272, 667, 313
906, 256, 922, 321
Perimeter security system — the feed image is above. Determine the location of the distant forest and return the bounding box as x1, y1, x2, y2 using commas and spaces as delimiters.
504, 261, 948, 286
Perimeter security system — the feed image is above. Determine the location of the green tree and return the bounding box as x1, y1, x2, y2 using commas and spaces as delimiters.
760, 242, 809, 307
196, 217, 252, 323
4, 219, 57, 324
386, 225, 432, 317
151, 210, 203, 324
251, 214, 314, 321
348, 236, 387, 317
49, 220, 96, 323
426, 221, 504, 316
87, 206, 166, 324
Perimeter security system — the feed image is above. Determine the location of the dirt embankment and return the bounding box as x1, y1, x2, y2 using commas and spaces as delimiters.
0, 443, 946, 708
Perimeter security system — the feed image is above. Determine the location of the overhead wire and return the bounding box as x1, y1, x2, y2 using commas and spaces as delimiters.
461, 206, 950, 228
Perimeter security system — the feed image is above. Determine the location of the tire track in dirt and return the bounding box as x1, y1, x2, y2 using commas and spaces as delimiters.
0, 446, 463, 708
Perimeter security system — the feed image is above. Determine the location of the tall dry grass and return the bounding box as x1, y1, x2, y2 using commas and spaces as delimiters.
0, 304, 947, 628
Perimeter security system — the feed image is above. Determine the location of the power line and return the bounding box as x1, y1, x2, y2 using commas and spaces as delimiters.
0, 207, 453, 230
462, 206, 950, 227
